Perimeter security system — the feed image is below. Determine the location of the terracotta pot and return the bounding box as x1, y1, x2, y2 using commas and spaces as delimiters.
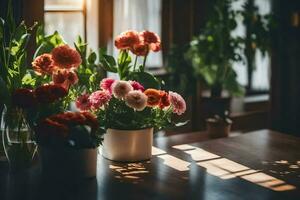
206, 119, 232, 138
102, 128, 153, 162
39, 147, 97, 179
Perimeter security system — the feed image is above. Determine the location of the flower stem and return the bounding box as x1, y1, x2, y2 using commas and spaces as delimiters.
133, 55, 138, 72
142, 54, 148, 72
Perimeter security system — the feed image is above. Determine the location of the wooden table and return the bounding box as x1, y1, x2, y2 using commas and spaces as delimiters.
1, 129, 300, 200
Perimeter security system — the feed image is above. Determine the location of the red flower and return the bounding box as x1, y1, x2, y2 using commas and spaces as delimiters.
36, 112, 99, 145
114, 30, 140, 50
51, 45, 82, 69
12, 88, 37, 108
159, 91, 170, 109
35, 84, 68, 104
140, 31, 161, 44
130, 42, 149, 56
129, 81, 145, 91
36, 119, 69, 139
32, 53, 56, 75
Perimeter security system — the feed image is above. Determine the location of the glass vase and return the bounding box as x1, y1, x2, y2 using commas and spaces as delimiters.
1, 106, 37, 172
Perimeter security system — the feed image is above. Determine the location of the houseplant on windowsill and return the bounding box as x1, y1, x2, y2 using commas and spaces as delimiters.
74, 30, 187, 162
185, 0, 244, 127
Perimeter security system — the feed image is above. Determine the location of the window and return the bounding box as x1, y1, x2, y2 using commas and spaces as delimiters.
44, 0, 86, 45
111, 0, 163, 68
231, 0, 271, 93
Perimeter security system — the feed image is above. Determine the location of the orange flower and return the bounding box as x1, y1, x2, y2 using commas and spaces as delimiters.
51, 45, 82, 69
144, 89, 161, 107
32, 53, 56, 75
52, 69, 78, 89
159, 91, 170, 109
114, 30, 140, 50
150, 42, 161, 52
131, 42, 149, 56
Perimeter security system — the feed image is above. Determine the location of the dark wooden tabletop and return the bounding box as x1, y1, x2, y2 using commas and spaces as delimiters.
1, 129, 300, 200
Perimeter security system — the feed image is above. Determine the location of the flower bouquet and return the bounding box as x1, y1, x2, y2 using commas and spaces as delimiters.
29, 40, 104, 178
75, 30, 187, 162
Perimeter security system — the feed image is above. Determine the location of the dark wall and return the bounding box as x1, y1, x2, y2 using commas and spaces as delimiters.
270, 0, 300, 135
0, 0, 23, 23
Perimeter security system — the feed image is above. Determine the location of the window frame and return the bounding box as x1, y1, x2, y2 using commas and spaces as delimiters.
43, 0, 87, 42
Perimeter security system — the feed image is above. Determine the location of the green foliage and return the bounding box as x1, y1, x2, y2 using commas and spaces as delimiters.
73, 36, 105, 94
237, 0, 275, 88
99, 49, 161, 89
0, 6, 37, 107
186, 0, 244, 97
166, 45, 197, 96
96, 98, 174, 131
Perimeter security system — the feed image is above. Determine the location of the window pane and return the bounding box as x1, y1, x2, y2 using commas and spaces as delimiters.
45, 12, 84, 45
45, 0, 83, 10
112, 0, 163, 68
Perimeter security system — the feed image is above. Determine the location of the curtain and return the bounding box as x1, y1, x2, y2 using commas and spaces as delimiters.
111, 0, 163, 68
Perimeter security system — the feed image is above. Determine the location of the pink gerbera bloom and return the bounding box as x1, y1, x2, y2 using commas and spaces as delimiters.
89, 90, 111, 109
169, 91, 186, 115
51, 45, 82, 69
129, 81, 145, 91
75, 94, 92, 111
111, 80, 133, 99
100, 78, 115, 93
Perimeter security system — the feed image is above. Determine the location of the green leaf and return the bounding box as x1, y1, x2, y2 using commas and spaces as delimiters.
22, 73, 36, 86
129, 72, 160, 89
0, 18, 4, 41
36, 25, 44, 45
88, 51, 97, 64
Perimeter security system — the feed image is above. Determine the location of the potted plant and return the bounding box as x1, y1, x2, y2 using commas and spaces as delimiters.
185, 0, 244, 127
74, 30, 187, 162
206, 111, 232, 138
27, 34, 104, 178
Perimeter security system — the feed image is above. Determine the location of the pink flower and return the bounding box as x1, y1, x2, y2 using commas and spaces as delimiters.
89, 90, 111, 109
125, 91, 148, 111
100, 78, 115, 93
76, 94, 92, 111
129, 81, 144, 91
51, 45, 82, 69
111, 80, 133, 99
169, 91, 186, 115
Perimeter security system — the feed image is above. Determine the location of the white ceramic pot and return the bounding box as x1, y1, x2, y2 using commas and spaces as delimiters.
102, 128, 153, 162
39, 147, 97, 179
